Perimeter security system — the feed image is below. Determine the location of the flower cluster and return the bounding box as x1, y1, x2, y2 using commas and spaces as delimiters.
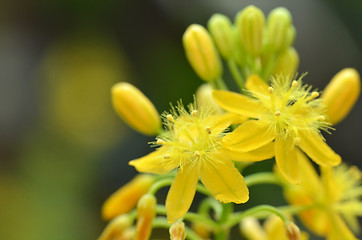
98, 5, 361, 240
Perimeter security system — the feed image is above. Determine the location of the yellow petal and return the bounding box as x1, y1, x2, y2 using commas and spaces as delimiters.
166, 164, 199, 223
245, 74, 269, 95
199, 154, 249, 203
240, 217, 267, 240
297, 149, 321, 196
129, 149, 178, 174
102, 174, 155, 220
275, 136, 300, 184
327, 211, 358, 240
223, 120, 275, 152
221, 142, 274, 162
212, 90, 262, 118
263, 215, 285, 240
299, 131, 341, 167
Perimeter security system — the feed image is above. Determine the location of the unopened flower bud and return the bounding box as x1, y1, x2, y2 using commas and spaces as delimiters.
236, 5, 265, 56
98, 214, 132, 240
183, 24, 223, 82
266, 7, 293, 52
285, 221, 301, 240
135, 194, 157, 240
322, 68, 361, 125
169, 221, 186, 240
102, 174, 155, 220
208, 14, 235, 59
112, 82, 161, 136
196, 83, 223, 114
273, 47, 299, 77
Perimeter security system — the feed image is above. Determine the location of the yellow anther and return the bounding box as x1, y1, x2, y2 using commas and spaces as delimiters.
167, 114, 175, 122
318, 115, 326, 121
157, 139, 165, 145
307, 91, 320, 102
205, 127, 211, 134
268, 87, 274, 94
291, 80, 298, 89
194, 151, 201, 157
164, 154, 171, 159
293, 137, 301, 146
191, 110, 198, 117
275, 111, 281, 116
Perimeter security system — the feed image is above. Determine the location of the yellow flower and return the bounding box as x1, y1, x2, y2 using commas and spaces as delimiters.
213, 74, 341, 184
102, 174, 155, 220
129, 101, 250, 223
281, 152, 362, 240
240, 216, 308, 240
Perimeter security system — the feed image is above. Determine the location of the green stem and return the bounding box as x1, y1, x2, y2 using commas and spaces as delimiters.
227, 59, 245, 91
152, 217, 203, 240
244, 172, 282, 187
198, 198, 223, 219
225, 204, 289, 228
214, 77, 228, 90
215, 203, 233, 240
148, 178, 173, 195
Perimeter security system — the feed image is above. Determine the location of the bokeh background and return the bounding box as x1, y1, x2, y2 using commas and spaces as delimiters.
0, 0, 361, 239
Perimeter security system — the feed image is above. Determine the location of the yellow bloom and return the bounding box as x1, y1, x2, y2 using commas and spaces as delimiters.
281, 152, 362, 240
240, 216, 308, 240
129, 101, 250, 223
102, 174, 155, 220
213, 74, 341, 184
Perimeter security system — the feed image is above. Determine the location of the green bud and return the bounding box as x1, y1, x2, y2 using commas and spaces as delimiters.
183, 24, 223, 82
208, 14, 235, 59
236, 5, 265, 56
267, 7, 293, 52
273, 47, 299, 77
286, 25, 296, 48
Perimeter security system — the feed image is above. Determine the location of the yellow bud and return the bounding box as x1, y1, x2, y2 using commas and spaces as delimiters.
183, 24, 222, 82
169, 221, 187, 240
322, 68, 361, 125
98, 214, 132, 240
208, 14, 235, 59
112, 82, 161, 135
196, 83, 223, 114
192, 222, 211, 239
267, 7, 293, 52
135, 194, 157, 240
285, 221, 301, 240
273, 47, 299, 77
236, 5, 265, 56
102, 174, 155, 220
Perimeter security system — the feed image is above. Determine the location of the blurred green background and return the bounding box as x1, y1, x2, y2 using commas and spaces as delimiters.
0, 0, 361, 239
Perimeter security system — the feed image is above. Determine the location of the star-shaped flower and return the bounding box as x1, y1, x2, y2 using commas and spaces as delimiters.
281, 151, 361, 240
130, 101, 252, 223
213, 74, 341, 184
